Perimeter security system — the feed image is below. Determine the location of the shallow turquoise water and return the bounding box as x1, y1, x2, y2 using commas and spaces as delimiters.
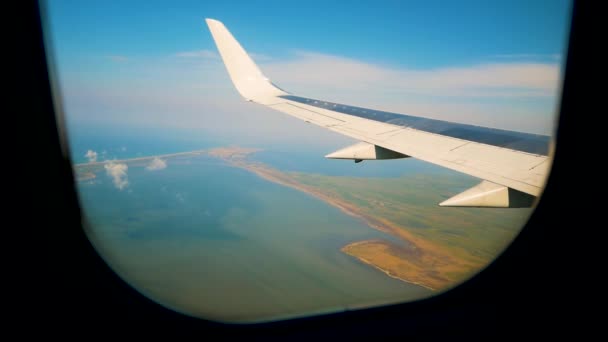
77, 154, 430, 322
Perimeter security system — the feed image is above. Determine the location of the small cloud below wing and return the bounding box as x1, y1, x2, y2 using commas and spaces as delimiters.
85, 150, 98, 163
146, 157, 167, 171
105, 162, 129, 190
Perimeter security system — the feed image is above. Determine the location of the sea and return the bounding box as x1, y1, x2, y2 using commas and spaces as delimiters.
70, 125, 433, 322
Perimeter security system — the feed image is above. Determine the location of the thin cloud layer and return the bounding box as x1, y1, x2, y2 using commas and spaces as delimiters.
105, 162, 129, 190
64, 49, 562, 139
263, 52, 560, 98
175, 50, 219, 59
174, 49, 270, 62
146, 157, 167, 171
492, 53, 561, 61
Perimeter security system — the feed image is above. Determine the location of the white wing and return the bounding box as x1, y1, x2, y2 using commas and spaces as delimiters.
206, 19, 552, 208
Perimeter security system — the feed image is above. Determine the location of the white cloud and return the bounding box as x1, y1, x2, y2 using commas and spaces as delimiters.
85, 150, 98, 163
146, 157, 167, 171
175, 50, 219, 59
263, 51, 560, 98
104, 162, 129, 190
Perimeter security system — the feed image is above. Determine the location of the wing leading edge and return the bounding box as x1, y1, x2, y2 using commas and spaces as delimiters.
205, 19, 552, 207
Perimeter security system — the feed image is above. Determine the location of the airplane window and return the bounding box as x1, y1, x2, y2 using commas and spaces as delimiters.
42, 0, 572, 323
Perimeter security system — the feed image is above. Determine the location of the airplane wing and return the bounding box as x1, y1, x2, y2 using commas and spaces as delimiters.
205, 18, 553, 208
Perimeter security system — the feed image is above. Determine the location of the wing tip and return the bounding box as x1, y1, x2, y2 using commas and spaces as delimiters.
204, 18, 287, 102
205, 18, 222, 27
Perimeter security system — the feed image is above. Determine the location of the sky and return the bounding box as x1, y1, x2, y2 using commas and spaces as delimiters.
43, 0, 573, 148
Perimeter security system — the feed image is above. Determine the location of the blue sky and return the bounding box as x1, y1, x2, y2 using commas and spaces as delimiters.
44, 0, 572, 149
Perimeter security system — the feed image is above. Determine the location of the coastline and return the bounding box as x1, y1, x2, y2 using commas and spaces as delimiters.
210, 147, 480, 291
74, 146, 484, 291
74, 149, 208, 167
341, 241, 436, 291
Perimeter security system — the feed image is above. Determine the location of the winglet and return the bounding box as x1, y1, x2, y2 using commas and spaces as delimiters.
205, 19, 287, 103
